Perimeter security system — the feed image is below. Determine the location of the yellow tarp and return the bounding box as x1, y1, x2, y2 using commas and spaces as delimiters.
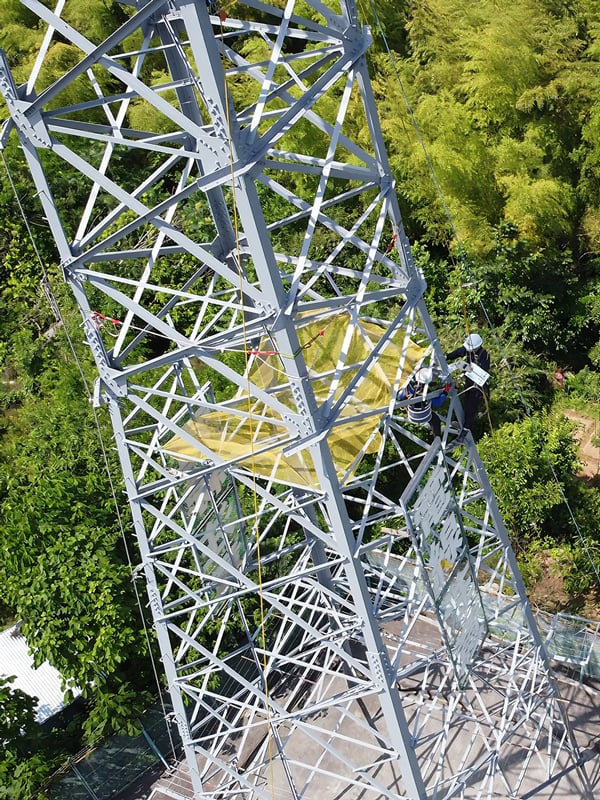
167, 313, 425, 486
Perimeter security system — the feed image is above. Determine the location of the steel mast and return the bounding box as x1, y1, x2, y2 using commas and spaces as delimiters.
0, 0, 591, 797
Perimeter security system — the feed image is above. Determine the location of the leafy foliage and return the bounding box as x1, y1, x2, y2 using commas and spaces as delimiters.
478, 412, 581, 545
1, 0, 600, 791
0, 676, 51, 799
0, 353, 155, 739
393, 0, 600, 253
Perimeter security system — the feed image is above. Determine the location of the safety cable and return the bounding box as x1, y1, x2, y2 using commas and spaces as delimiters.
359, 4, 600, 588
0, 150, 178, 759
363, 0, 461, 246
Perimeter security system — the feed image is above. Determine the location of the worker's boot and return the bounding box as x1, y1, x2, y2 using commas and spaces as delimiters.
447, 428, 467, 452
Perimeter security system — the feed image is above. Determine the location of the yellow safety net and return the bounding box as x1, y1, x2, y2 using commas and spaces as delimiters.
166, 313, 425, 487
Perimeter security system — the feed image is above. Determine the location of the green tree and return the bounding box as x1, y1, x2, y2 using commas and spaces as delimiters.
478, 412, 580, 547
474, 223, 591, 358
0, 676, 50, 800
379, 0, 599, 258
0, 352, 155, 742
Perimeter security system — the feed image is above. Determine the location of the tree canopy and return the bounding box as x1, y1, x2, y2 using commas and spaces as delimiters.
1, 0, 600, 792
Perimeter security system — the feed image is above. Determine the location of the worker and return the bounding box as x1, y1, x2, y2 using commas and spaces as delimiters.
398, 366, 450, 440
445, 332, 490, 443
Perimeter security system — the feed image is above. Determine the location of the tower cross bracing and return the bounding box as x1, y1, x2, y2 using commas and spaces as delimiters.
0, 0, 592, 797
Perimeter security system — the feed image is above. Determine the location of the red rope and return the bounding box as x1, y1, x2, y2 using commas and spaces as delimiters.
91, 310, 327, 358
385, 232, 398, 253
301, 329, 325, 350
91, 311, 122, 328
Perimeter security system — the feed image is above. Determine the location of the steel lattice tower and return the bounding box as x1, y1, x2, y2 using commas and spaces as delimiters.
0, 1, 593, 797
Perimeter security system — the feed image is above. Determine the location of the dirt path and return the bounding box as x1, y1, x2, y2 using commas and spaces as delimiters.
563, 410, 600, 479
526, 410, 600, 617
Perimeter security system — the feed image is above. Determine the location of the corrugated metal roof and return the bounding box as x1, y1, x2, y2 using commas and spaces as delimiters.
0, 624, 81, 723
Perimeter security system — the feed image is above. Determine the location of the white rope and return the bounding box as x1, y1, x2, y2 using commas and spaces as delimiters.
357, 8, 600, 588
1, 150, 178, 757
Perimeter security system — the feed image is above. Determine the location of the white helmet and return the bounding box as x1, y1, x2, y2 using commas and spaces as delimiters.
415, 367, 433, 385
464, 333, 483, 352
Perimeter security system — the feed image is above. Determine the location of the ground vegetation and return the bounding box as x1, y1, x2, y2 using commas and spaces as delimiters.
1, 0, 600, 793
